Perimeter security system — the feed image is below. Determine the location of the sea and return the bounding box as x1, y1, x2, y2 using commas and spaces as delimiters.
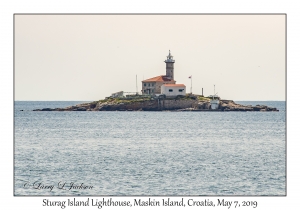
14, 101, 286, 196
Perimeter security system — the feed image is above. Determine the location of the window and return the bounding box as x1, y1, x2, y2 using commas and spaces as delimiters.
144, 90, 146, 93
148, 84, 150, 87
144, 83, 146, 87
169, 89, 173, 92
152, 83, 154, 86
179, 89, 184, 92
152, 89, 154, 93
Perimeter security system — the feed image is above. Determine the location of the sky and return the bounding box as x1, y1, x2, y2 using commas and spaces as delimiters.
15, 14, 285, 101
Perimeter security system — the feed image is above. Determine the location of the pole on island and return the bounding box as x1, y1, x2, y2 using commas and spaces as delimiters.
191, 76, 192, 94
188, 75, 192, 94
136, 74, 138, 95
213, 84, 215, 100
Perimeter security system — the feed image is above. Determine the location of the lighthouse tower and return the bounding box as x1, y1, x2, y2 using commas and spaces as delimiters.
164, 50, 175, 80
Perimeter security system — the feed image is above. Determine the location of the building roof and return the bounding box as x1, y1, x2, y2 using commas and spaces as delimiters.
142, 75, 175, 82
163, 84, 185, 87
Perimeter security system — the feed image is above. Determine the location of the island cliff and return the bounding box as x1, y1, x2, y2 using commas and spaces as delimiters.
33, 95, 278, 112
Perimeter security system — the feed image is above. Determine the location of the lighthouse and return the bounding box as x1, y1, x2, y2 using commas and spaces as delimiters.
164, 50, 175, 80
141, 50, 176, 95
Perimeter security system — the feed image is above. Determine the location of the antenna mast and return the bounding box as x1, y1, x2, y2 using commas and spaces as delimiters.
136, 75, 138, 94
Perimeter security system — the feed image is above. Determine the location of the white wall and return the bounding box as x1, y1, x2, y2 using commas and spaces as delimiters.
210, 99, 219, 109
161, 85, 186, 96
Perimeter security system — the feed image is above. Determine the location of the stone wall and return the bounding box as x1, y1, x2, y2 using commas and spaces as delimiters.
161, 99, 198, 110
97, 98, 197, 111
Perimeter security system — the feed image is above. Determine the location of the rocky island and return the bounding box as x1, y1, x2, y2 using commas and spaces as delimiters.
33, 94, 278, 112
32, 51, 279, 112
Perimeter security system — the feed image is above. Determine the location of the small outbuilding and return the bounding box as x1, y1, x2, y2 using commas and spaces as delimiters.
161, 84, 186, 96
110, 91, 124, 98
210, 98, 219, 109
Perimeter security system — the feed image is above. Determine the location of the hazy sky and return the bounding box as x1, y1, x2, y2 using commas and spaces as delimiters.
15, 14, 285, 101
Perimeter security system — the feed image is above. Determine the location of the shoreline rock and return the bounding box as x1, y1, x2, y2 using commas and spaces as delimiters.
32, 95, 279, 112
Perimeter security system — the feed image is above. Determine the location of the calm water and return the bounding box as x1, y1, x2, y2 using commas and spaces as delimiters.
14, 101, 286, 196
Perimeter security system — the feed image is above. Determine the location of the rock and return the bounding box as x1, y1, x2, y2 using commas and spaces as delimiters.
198, 101, 210, 109
32, 97, 279, 112
41, 108, 53, 111
253, 106, 260, 111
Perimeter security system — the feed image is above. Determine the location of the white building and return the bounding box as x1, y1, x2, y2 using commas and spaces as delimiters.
210, 99, 219, 109
210, 85, 219, 109
110, 91, 124, 98
161, 84, 186, 96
